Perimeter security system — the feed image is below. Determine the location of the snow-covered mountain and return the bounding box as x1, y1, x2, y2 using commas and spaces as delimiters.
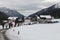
28, 2, 60, 18
0, 7, 24, 18
55, 2, 60, 8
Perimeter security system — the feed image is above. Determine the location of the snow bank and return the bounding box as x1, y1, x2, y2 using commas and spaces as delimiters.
0, 25, 3, 29
5, 22, 60, 40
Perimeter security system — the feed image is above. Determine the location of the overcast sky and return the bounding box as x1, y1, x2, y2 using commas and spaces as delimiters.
0, 0, 60, 16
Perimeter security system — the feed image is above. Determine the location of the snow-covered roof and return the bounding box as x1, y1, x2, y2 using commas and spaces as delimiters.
40, 15, 51, 18
3, 20, 7, 22
8, 17, 18, 20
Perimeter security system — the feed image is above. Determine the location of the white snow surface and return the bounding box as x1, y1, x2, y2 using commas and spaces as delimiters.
6, 19, 60, 40
0, 25, 3, 29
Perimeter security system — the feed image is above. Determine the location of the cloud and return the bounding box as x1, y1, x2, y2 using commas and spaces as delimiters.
0, 0, 45, 10
44, 0, 60, 2
0, 0, 59, 10
0, 0, 60, 16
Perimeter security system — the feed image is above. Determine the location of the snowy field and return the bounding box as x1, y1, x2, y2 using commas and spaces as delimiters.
6, 19, 60, 40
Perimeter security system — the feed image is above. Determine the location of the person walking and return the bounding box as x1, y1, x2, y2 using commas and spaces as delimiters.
9, 22, 13, 28
12, 21, 15, 27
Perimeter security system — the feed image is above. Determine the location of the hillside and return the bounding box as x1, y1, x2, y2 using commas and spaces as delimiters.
28, 2, 60, 18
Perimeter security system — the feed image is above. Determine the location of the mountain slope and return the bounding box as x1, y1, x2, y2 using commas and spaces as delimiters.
28, 2, 60, 18
0, 7, 24, 19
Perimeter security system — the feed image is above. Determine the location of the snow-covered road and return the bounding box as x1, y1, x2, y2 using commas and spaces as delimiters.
5, 19, 60, 40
